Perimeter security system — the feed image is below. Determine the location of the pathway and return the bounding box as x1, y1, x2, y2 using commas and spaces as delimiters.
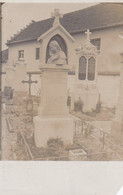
1, 110, 16, 160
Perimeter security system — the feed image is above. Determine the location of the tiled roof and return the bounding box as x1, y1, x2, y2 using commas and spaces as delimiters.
7, 3, 123, 45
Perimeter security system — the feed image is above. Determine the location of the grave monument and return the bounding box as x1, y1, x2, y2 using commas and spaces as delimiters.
111, 53, 123, 139
33, 9, 75, 147
73, 29, 99, 112
13, 60, 27, 104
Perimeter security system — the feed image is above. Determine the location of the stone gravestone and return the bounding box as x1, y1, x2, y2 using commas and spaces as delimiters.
73, 29, 99, 113
13, 60, 28, 105
111, 53, 123, 139
33, 9, 75, 147
4, 66, 15, 100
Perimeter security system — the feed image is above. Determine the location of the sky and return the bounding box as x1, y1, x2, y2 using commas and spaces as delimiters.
2, 2, 97, 50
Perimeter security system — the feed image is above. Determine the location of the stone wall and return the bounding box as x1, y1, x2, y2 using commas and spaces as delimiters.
97, 75, 120, 108
68, 74, 120, 108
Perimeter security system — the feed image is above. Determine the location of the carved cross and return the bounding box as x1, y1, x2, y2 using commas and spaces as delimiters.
51, 9, 63, 26
22, 73, 38, 96
85, 29, 92, 41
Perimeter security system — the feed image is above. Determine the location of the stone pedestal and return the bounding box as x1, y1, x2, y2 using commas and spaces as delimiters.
111, 53, 123, 139
73, 82, 99, 112
34, 116, 73, 147
74, 31, 99, 113
34, 64, 74, 147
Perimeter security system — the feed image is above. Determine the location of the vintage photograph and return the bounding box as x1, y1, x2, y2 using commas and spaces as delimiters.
1, 2, 123, 161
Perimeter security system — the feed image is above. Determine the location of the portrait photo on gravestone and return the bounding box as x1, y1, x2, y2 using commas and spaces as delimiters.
1, 2, 123, 161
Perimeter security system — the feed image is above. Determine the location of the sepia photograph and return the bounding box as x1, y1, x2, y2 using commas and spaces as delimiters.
1, 2, 123, 161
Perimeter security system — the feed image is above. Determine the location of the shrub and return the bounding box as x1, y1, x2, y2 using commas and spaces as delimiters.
74, 97, 83, 112
67, 96, 71, 107
92, 94, 102, 113
47, 137, 64, 149
95, 94, 102, 113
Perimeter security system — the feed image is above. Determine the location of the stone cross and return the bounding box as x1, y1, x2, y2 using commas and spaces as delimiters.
85, 29, 92, 41
51, 9, 63, 27
22, 73, 38, 96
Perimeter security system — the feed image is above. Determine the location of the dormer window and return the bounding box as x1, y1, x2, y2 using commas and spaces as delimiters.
18, 50, 24, 60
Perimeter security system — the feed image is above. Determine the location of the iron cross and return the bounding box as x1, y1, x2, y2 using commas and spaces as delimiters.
51, 9, 63, 26
22, 73, 38, 96
85, 29, 92, 41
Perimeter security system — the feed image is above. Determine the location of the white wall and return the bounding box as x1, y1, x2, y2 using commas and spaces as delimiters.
8, 41, 41, 72
98, 75, 120, 108
68, 74, 120, 108
30, 74, 41, 96
72, 26, 123, 73
8, 26, 123, 73
7, 26, 123, 107
1, 62, 7, 91
70, 26, 123, 108
8, 41, 41, 94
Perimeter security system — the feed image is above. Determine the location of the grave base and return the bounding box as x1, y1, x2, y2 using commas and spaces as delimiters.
73, 83, 99, 112
111, 119, 123, 140
33, 116, 74, 147
13, 91, 28, 106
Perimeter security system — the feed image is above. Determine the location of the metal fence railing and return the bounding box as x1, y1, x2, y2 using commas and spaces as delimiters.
5, 105, 123, 161
74, 120, 123, 160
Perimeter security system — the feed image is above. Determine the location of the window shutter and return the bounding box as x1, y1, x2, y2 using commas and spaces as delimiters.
36, 48, 40, 60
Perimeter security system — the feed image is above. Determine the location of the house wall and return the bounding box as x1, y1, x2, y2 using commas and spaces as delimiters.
1, 62, 7, 91
72, 26, 123, 73
70, 26, 123, 108
68, 74, 120, 108
97, 75, 120, 107
8, 41, 41, 72
7, 25, 123, 107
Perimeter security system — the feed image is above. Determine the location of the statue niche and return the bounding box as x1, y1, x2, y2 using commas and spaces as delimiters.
46, 35, 67, 65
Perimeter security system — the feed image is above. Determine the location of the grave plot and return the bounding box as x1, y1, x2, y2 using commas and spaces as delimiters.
73, 121, 123, 161
5, 102, 123, 161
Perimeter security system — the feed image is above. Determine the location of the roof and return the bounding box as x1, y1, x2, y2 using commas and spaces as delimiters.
1, 49, 8, 63
7, 3, 123, 45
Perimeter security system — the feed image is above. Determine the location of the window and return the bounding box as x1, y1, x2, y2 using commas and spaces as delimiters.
18, 50, 24, 60
88, 57, 95, 80
78, 56, 96, 81
36, 48, 40, 60
79, 56, 87, 80
90, 38, 101, 52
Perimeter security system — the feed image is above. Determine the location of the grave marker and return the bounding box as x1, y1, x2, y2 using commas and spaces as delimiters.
34, 9, 75, 147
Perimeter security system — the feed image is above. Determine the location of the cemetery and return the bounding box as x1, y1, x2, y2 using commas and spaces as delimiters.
1, 5, 123, 161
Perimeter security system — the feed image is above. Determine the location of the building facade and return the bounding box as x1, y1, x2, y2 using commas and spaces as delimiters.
5, 3, 123, 108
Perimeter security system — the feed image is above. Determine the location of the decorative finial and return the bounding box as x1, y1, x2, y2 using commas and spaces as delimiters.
85, 29, 92, 41
51, 9, 63, 27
